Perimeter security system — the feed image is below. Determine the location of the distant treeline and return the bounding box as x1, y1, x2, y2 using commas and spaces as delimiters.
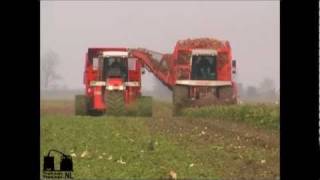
41, 89, 83, 100
237, 80, 279, 103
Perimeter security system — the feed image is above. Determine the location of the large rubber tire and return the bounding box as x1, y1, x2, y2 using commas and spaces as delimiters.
105, 91, 125, 116
218, 86, 236, 104
173, 85, 189, 115
75, 95, 89, 115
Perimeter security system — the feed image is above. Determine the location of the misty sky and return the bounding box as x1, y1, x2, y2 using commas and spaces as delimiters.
40, 1, 279, 91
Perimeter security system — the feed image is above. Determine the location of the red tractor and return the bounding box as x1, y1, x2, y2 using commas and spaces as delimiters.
75, 48, 152, 116
75, 38, 237, 116
130, 38, 238, 114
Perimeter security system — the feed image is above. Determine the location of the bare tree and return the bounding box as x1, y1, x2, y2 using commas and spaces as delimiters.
246, 86, 258, 98
236, 83, 245, 97
259, 78, 275, 92
41, 50, 61, 89
259, 78, 276, 99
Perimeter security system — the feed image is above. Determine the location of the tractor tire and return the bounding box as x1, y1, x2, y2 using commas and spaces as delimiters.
218, 86, 236, 104
75, 95, 89, 115
105, 91, 125, 116
173, 85, 189, 116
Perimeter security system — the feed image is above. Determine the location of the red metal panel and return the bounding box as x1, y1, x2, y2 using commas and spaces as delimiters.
107, 78, 123, 86
216, 44, 232, 81
93, 86, 105, 110
128, 58, 141, 83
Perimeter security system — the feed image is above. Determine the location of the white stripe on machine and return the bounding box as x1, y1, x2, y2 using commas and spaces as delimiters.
90, 81, 106, 86
102, 51, 128, 57
90, 81, 140, 87
176, 80, 232, 86
191, 49, 217, 56
125, 81, 140, 87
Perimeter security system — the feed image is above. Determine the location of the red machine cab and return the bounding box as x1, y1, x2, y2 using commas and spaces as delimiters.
75, 48, 152, 116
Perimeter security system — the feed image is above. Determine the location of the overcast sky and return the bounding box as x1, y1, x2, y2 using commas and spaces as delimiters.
40, 1, 279, 91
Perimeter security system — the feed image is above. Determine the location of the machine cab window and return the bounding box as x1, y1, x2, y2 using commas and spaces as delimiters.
191, 54, 217, 80
103, 56, 128, 81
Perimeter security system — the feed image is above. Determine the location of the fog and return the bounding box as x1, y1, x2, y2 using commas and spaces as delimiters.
40, 1, 279, 93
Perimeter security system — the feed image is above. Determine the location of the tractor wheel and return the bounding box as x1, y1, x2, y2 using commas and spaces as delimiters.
105, 91, 125, 116
218, 86, 236, 104
75, 95, 89, 115
173, 85, 189, 116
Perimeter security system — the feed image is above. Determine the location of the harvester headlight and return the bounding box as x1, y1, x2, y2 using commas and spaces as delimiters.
118, 85, 125, 91
106, 85, 125, 91
106, 86, 114, 91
